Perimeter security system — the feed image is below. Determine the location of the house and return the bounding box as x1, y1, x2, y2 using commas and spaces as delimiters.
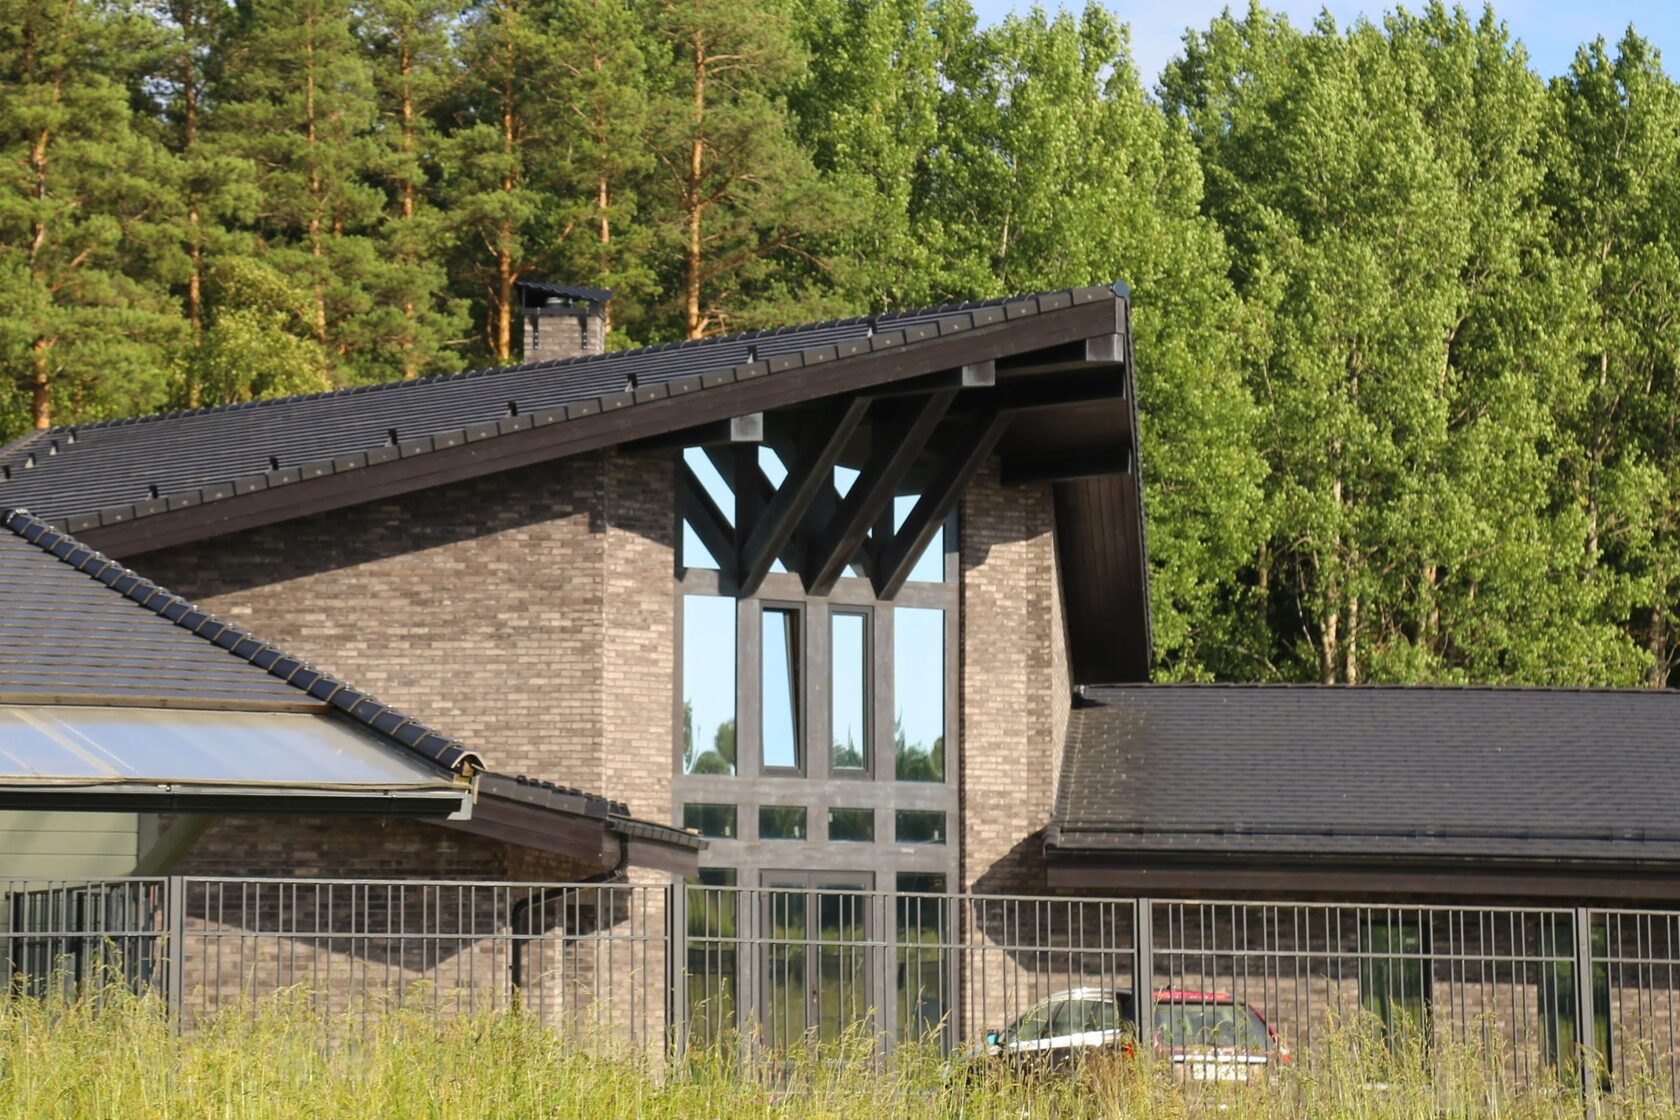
3, 280, 1676, 1058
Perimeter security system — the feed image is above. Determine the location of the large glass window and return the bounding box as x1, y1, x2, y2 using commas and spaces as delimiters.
831, 612, 868, 771
761, 607, 801, 770
683, 595, 736, 775
681, 448, 734, 570
897, 872, 948, 1041
894, 608, 945, 781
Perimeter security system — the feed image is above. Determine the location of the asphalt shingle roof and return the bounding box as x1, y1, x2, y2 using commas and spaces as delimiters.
0, 509, 480, 773
0, 287, 1119, 529
1051, 684, 1680, 863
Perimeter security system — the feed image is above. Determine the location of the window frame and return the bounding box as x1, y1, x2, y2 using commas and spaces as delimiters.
757, 600, 807, 776
828, 607, 873, 778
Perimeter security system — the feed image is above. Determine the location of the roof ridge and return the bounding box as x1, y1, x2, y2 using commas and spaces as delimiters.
0, 508, 482, 774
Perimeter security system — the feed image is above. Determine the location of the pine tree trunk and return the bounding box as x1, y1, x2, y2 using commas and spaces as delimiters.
684, 25, 706, 340
30, 338, 52, 430
305, 14, 328, 347
399, 36, 418, 379
493, 27, 517, 363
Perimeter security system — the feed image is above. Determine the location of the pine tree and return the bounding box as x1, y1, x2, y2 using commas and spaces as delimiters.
211, 0, 384, 382
361, 0, 468, 378
644, 0, 863, 338
0, 0, 185, 437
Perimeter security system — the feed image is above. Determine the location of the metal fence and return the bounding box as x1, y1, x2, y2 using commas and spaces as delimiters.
5, 878, 1680, 1095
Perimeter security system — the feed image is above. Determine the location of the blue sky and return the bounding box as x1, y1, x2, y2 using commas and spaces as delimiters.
968, 1, 1680, 86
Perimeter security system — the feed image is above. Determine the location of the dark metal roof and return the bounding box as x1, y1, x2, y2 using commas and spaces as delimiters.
1050, 684, 1680, 864
476, 772, 704, 851
516, 281, 614, 306
0, 288, 1118, 531
0, 509, 481, 774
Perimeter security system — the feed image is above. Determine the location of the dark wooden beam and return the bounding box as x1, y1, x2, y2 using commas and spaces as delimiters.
995, 333, 1124, 375
676, 464, 735, 572
738, 397, 871, 596
949, 369, 1128, 417
625, 412, 763, 451
864, 360, 996, 398
873, 410, 1013, 599
1001, 442, 1131, 486
805, 390, 956, 595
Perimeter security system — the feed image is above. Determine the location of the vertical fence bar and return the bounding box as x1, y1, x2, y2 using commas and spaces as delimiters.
165, 877, 185, 1026
1576, 906, 1599, 1113
1133, 897, 1153, 1039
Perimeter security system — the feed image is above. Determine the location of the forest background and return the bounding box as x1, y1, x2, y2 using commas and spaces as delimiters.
6, 0, 1680, 687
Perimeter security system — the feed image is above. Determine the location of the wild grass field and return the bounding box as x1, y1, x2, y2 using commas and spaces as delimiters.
1, 986, 1677, 1119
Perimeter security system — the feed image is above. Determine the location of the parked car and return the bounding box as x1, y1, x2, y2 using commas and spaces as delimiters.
975, 987, 1288, 1080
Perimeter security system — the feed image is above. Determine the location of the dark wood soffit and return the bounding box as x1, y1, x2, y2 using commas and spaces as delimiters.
85, 300, 1120, 560
1046, 858, 1680, 904
1056, 472, 1150, 685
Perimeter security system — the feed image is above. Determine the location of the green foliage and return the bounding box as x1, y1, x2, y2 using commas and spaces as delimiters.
4, 0, 1680, 687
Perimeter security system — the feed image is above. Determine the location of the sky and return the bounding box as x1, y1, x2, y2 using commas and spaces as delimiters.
967, 1, 1680, 87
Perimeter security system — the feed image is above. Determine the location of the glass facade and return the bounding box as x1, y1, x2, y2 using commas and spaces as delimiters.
893, 607, 945, 781
685, 868, 737, 1046
682, 595, 736, 775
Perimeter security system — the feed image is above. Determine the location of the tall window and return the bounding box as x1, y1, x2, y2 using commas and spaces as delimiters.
894, 607, 945, 781
683, 595, 736, 775
831, 612, 868, 771
761, 607, 801, 770
1359, 917, 1432, 1046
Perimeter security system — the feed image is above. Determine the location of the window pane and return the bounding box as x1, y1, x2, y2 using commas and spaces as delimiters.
681, 448, 734, 570
895, 809, 946, 845
760, 449, 788, 573
831, 613, 867, 770
835, 466, 864, 577
682, 595, 736, 775
827, 807, 874, 842
682, 803, 738, 839
761, 607, 801, 769
759, 805, 807, 840
1359, 919, 1431, 1045
893, 494, 944, 584
894, 608, 944, 781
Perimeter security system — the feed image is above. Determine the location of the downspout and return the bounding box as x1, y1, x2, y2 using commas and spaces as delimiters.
509, 830, 631, 996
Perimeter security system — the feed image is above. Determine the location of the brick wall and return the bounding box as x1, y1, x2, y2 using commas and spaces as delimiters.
131, 449, 677, 875
957, 465, 1068, 895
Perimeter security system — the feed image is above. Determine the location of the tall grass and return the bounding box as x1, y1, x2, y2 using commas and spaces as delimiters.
1, 985, 1677, 1119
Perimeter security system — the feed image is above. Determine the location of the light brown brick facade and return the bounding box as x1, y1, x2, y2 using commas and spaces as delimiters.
133, 449, 678, 877
958, 465, 1069, 894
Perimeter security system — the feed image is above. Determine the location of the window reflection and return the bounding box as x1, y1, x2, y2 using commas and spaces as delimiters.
827, 807, 874, 842
683, 595, 736, 775
681, 448, 735, 571
686, 867, 737, 1047
896, 872, 948, 1041
831, 612, 867, 770
762, 607, 801, 770
895, 810, 947, 844
759, 805, 808, 840
894, 607, 944, 781
683, 803, 738, 838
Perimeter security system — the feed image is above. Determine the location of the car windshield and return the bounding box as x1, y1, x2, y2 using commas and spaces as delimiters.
1007, 995, 1132, 1042
1153, 1001, 1270, 1049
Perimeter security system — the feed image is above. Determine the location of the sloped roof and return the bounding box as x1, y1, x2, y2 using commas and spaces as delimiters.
0, 509, 480, 773
1050, 684, 1680, 864
0, 286, 1122, 535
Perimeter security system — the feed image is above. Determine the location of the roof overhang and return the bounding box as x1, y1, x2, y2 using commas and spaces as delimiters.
1044, 850, 1680, 905
0, 704, 473, 819
441, 772, 703, 876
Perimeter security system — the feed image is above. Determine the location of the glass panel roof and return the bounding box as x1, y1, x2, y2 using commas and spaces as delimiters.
0, 706, 457, 791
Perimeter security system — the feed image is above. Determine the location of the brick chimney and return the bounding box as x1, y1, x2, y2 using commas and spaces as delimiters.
517, 282, 611, 362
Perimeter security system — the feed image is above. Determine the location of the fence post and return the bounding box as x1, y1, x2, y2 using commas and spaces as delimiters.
1574, 906, 1599, 1111
165, 877, 185, 1027
1133, 897, 1153, 1040
667, 881, 686, 1060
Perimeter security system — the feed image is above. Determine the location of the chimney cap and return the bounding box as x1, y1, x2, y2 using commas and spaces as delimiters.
516, 281, 613, 312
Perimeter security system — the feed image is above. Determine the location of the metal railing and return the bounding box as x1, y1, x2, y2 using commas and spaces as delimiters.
5, 878, 1680, 1095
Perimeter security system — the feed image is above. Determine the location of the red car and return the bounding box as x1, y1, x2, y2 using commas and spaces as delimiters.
980, 986, 1289, 1080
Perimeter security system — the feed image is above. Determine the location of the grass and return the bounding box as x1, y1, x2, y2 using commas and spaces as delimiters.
2, 985, 1679, 1118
